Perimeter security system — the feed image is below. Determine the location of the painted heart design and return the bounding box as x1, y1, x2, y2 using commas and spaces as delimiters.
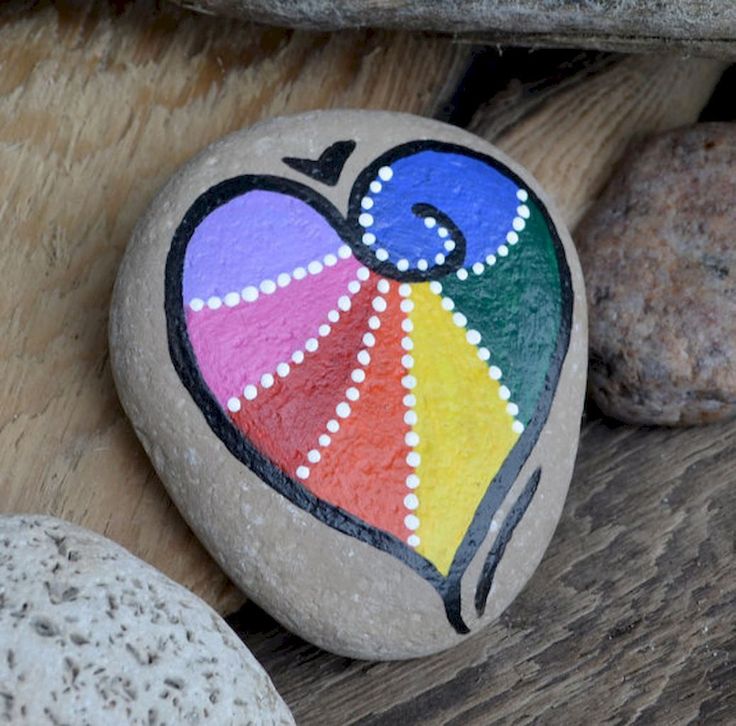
165, 141, 572, 633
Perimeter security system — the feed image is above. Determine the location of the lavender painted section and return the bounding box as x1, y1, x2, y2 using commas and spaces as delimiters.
183, 190, 343, 304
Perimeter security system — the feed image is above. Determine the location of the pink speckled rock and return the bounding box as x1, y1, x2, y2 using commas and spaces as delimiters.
578, 123, 736, 425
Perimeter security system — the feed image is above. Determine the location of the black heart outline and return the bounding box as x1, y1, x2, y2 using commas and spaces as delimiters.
164, 140, 573, 634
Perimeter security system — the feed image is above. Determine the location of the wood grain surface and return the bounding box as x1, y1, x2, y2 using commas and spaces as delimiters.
1, 1, 734, 722
0, 0, 469, 614
476, 54, 726, 226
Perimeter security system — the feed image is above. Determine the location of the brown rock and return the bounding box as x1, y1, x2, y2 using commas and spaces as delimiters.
110, 110, 587, 659
577, 123, 736, 426
173, 0, 736, 58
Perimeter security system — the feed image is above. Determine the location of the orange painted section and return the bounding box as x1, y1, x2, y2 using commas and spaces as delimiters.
309, 283, 413, 542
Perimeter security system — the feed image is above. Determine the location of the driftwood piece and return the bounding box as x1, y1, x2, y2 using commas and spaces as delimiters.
476, 54, 727, 226
175, 0, 736, 59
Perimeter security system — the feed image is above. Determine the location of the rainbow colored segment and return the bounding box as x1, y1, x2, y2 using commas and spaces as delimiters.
180, 149, 562, 576
408, 283, 520, 574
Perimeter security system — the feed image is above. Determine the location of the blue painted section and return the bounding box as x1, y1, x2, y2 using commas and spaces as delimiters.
361, 150, 520, 270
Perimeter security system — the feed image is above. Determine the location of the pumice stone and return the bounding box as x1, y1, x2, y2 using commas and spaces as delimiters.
110, 111, 587, 659
0, 515, 294, 724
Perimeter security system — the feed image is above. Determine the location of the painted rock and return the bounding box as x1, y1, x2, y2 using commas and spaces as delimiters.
578, 123, 736, 425
110, 111, 587, 659
0, 515, 294, 724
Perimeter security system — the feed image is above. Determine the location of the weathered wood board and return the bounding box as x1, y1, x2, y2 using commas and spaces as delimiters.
0, 0, 470, 614
175, 0, 736, 59
484, 54, 727, 225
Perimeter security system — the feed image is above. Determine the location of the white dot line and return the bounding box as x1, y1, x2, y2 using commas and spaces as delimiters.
244, 384, 257, 401
427, 282, 525, 436
188, 247, 354, 312
224, 291, 240, 307
400, 284, 421, 548
295, 277, 392, 482
227, 397, 241, 413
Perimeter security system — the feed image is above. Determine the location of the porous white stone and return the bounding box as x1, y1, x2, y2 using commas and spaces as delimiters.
0, 515, 294, 725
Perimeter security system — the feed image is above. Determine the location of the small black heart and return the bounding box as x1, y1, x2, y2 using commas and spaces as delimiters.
283, 140, 356, 186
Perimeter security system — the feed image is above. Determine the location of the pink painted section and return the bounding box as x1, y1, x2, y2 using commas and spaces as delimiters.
186, 256, 360, 406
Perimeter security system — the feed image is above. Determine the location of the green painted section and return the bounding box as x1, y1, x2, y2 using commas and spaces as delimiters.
441, 201, 563, 425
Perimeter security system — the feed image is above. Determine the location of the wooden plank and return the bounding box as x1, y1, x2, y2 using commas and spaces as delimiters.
174, 0, 736, 59
226, 56, 733, 722
0, 0, 471, 614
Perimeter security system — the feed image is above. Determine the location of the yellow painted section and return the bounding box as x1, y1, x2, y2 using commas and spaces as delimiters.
409, 283, 519, 575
